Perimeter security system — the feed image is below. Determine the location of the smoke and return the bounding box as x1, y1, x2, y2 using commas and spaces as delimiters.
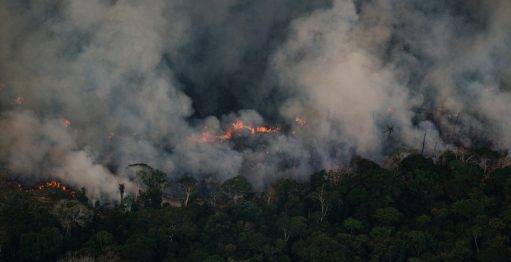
0, 0, 510, 201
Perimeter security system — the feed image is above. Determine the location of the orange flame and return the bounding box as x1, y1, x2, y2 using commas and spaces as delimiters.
16, 180, 76, 197
61, 119, 71, 127
15, 96, 24, 105
195, 119, 282, 143
256, 126, 280, 133
197, 129, 214, 143
193, 117, 309, 143
295, 117, 306, 127
216, 131, 233, 141
218, 120, 280, 141
38, 180, 76, 196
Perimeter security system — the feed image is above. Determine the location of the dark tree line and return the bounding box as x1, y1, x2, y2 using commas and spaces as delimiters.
1, 149, 511, 261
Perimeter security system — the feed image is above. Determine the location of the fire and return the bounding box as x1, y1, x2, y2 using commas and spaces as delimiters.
15, 180, 76, 197
216, 131, 233, 141
37, 180, 76, 197
232, 120, 247, 130
15, 96, 24, 105
193, 117, 308, 143
61, 119, 71, 127
218, 120, 280, 141
256, 126, 280, 133
295, 117, 306, 127
194, 128, 214, 143
195, 119, 281, 143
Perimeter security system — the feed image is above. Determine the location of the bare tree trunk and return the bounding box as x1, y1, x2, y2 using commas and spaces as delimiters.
64, 221, 72, 237
421, 132, 427, 155
316, 186, 329, 222
320, 204, 329, 222
184, 190, 190, 207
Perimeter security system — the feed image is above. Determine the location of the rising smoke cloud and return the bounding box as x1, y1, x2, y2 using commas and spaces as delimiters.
0, 0, 510, 201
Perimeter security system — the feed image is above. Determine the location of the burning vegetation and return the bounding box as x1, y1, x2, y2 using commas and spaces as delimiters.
194, 117, 306, 143
37, 180, 76, 196
61, 119, 71, 128
14, 96, 24, 105
194, 119, 281, 143
14, 180, 77, 197
217, 120, 281, 141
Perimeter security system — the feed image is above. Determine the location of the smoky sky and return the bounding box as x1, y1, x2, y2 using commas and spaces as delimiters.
0, 0, 510, 201
166, 0, 333, 119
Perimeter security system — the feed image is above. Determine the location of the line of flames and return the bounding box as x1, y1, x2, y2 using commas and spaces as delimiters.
218, 120, 282, 141
194, 117, 306, 143
14, 94, 307, 144
17, 180, 76, 197
194, 119, 282, 143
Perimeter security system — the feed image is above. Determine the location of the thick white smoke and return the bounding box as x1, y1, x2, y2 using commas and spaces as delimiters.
0, 0, 193, 201
0, 0, 510, 201
273, 0, 446, 162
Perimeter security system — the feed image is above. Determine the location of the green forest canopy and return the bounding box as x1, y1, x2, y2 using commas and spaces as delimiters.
1, 149, 511, 261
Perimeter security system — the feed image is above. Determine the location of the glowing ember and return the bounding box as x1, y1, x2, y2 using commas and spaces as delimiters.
218, 120, 280, 140
232, 120, 246, 130
193, 127, 214, 143
256, 126, 280, 133
295, 117, 306, 127
195, 120, 281, 143
216, 131, 233, 141
15, 96, 24, 105
16, 180, 76, 197
61, 119, 71, 127
38, 180, 76, 196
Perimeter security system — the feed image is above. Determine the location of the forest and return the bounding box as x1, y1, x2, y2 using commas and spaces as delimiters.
1, 149, 511, 261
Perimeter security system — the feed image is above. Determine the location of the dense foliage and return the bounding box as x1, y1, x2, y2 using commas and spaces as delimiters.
1, 150, 511, 261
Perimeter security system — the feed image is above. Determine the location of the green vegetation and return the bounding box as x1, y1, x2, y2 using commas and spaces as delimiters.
1, 150, 511, 261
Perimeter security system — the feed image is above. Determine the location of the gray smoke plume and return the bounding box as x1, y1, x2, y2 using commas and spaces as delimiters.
0, 0, 510, 201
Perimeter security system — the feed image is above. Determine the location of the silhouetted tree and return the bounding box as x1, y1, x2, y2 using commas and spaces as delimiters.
221, 176, 252, 203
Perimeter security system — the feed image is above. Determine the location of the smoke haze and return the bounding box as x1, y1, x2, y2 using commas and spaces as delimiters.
1, 0, 510, 201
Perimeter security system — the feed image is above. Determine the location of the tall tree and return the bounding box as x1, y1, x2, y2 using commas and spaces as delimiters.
119, 184, 125, 205
221, 176, 252, 203
130, 163, 167, 208
178, 176, 198, 207
51, 200, 92, 236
